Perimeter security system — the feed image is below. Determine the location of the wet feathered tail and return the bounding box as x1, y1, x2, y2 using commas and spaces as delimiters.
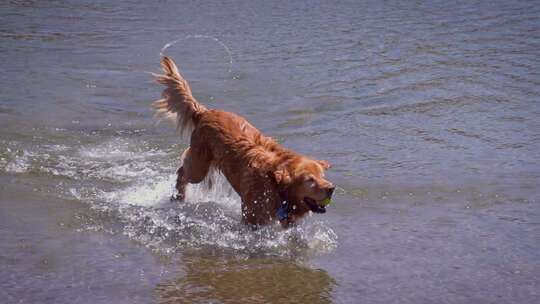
152, 56, 207, 137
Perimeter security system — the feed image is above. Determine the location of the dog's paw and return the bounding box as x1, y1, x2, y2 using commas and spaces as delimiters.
170, 194, 185, 202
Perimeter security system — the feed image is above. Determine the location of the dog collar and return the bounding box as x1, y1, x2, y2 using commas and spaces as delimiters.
277, 188, 290, 221
277, 204, 288, 221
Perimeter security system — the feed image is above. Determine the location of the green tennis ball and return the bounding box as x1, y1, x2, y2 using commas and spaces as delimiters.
321, 198, 332, 206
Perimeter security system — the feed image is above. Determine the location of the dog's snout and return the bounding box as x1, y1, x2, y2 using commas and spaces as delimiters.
327, 186, 335, 197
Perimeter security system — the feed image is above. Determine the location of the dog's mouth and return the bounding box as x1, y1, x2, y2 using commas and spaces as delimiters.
304, 197, 326, 214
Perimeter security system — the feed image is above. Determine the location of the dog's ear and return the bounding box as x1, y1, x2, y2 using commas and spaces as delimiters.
318, 160, 331, 170
273, 169, 292, 185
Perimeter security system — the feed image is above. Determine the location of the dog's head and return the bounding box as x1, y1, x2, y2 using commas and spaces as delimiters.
273, 157, 334, 214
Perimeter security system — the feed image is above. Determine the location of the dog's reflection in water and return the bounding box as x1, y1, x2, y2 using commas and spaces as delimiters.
155, 253, 336, 304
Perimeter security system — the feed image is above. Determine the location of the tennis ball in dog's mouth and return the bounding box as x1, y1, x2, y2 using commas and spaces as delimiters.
321, 198, 332, 206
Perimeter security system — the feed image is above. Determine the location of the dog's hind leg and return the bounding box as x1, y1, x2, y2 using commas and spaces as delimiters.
174, 146, 212, 201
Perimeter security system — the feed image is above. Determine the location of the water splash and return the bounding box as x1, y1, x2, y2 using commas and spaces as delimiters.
160, 34, 234, 73
4, 149, 31, 173
94, 169, 337, 257
1, 135, 338, 258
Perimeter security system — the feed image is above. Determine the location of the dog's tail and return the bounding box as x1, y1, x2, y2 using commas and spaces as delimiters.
152, 56, 208, 137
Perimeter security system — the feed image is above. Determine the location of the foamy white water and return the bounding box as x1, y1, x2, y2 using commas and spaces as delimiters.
93, 157, 337, 256
0, 132, 337, 257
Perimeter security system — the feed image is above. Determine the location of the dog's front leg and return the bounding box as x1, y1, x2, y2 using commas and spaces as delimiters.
172, 166, 187, 201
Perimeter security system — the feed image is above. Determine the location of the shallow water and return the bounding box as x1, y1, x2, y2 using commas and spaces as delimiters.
1, 0, 539, 303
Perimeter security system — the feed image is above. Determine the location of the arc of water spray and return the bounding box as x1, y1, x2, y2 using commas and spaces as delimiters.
160, 34, 234, 73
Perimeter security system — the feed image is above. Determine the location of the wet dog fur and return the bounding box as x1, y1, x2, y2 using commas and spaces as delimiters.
153, 57, 334, 228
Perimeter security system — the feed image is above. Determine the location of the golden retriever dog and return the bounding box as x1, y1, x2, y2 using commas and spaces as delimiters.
153, 57, 335, 228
